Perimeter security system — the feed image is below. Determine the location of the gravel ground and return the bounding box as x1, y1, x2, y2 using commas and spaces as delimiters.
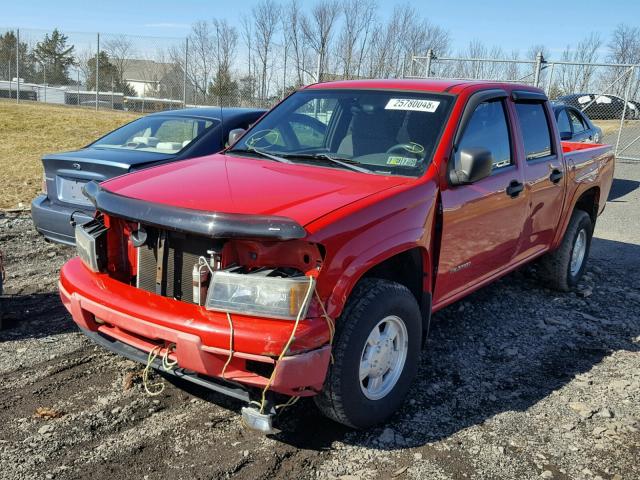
0, 162, 639, 480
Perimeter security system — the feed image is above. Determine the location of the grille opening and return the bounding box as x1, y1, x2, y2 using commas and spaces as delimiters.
245, 360, 275, 379
134, 226, 223, 304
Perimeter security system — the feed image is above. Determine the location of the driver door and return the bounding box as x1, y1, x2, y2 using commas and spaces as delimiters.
434, 93, 528, 307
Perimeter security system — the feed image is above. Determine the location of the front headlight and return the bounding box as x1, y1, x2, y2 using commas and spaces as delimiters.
205, 268, 315, 320
75, 219, 107, 272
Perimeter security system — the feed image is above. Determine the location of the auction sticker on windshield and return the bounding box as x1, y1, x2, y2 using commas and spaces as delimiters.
385, 98, 440, 112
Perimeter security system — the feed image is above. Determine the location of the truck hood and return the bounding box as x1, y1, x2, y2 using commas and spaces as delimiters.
101, 153, 410, 226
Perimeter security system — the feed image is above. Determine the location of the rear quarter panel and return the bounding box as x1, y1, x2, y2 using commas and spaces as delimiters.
552, 142, 614, 248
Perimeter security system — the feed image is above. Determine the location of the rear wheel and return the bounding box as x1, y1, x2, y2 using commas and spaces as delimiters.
314, 278, 422, 428
538, 209, 593, 291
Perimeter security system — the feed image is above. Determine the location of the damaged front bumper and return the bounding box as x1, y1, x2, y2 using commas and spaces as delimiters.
59, 257, 332, 400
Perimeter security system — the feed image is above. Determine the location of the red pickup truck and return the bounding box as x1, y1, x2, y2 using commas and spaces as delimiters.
59, 79, 614, 431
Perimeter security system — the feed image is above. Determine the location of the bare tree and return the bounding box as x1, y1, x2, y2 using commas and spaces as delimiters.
337, 0, 377, 79
364, 5, 450, 79
103, 35, 135, 87
283, 0, 312, 86
302, 0, 341, 82
252, 0, 281, 102
75, 47, 95, 85
608, 24, 640, 64
607, 24, 640, 98
558, 33, 602, 94
240, 16, 255, 101
212, 19, 238, 75
189, 20, 215, 103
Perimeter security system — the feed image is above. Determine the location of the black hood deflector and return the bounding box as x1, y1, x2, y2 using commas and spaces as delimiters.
82, 181, 307, 240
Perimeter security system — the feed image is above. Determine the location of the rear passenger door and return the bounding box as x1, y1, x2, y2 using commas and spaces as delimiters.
435, 91, 528, 306
512, 93, 566, 260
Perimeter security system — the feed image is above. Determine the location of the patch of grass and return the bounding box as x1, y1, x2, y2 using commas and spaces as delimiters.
591, 119, 637, 136
0, 100, 140, 209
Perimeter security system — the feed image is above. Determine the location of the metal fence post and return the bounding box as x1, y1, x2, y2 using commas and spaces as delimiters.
546, 62, 556, 96
533, 51, 543, 87
16, 28, 20, 103
183, 37, 188, 108
615, 65, 635, 157
95, 33, 100, 111
424, 49, 433, 78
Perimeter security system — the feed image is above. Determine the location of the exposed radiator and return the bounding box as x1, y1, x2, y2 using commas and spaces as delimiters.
136, 229, 214, 304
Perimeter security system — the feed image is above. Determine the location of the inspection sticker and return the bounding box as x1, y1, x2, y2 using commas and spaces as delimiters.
387, 156, 417, 167
385, 98, 440, 112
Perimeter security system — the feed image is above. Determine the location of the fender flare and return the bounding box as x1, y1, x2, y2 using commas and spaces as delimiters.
323, 228, 431, 319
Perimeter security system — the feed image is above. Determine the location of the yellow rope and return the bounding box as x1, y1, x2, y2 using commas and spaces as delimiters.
258, 275, 315, 414
142, 346, 165, 396
221, 312, 235, 379
314, 289, 335, 363
275, 395, 300, 411
161, 343, 178, 371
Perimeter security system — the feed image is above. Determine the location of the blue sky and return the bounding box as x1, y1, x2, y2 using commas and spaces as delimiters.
3, 0, 639, 57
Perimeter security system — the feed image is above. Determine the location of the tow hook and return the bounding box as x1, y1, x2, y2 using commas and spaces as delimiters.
241, 405, 276, 434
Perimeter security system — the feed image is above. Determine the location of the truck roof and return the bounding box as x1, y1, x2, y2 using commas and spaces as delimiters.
305, 78, 540, 94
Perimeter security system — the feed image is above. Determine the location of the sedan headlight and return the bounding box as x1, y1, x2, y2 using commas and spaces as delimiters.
205, 268, 315, 320
75, 219, 107, 272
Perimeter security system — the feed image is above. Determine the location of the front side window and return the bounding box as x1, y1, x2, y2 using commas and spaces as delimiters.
229, 90, 454, 177
515, 102, 553, 160
458, 99, 512, 169
568, 109, 586, 133
92, 116, 218, 154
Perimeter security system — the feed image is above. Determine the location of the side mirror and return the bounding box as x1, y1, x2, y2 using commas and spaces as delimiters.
449, 147, 494, 185
228, 128, 246, 146
560, 131, 572, 141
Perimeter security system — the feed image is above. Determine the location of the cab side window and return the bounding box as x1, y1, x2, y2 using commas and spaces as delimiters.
515, 102, 553, 160
458, 100, 512, 169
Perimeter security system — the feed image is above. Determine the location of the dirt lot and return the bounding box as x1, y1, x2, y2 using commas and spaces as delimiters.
0, 161, 639, 480
0, 100, 139, 210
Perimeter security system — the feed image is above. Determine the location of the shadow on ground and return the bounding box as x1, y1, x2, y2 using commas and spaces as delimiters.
608, 177, 639, 201
2, 236, 638, 453
267, 237, 640, 450
0, 292, 75, 340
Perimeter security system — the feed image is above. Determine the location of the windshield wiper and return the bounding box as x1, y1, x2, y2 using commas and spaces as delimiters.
280, 152, 371, 173
228, 147, 292, 164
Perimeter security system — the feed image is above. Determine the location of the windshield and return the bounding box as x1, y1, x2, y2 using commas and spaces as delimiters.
92, 115, 219, 154
229, 89, 453, 176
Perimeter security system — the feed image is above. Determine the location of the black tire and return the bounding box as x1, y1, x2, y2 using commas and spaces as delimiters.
538, 209, 593, 291
314, 278, 422, 429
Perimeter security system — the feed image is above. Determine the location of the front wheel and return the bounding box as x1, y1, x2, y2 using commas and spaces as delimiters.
538, 209, 593, 291
314, 278, 422, 428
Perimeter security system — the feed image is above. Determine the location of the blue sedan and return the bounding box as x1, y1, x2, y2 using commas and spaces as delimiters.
31, 107, 265, 245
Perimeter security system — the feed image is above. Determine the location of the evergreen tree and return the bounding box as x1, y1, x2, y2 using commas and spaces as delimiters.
0, 31, 36, 83
32, 29, 75, 85
85, 51, 136, 95
208, 68, 239, 106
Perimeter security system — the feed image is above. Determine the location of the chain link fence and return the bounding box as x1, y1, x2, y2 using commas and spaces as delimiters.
411, 50, 640, 161
0, 27, 271, 113
1, 26, 639, 161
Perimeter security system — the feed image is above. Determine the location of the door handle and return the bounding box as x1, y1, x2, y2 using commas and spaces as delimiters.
506, 180, 524, 198
549, 169, 564, 184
